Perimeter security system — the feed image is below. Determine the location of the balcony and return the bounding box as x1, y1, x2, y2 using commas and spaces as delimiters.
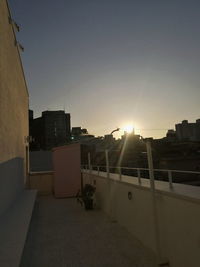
20, 196, 156, 267
27, 163, 200, 267
2, 143, 200, 267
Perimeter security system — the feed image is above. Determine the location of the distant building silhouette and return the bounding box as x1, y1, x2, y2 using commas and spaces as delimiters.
71, 127, 82, 136
30, 110, 71, 150
71, 127, 94, 142
175, 119, 200, 141
165, 129, 177, 141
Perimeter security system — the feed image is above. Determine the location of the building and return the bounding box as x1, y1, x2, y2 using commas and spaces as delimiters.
71, 127, 82, 136
175, 119, 200, 141
0, 0, 30, 214
165, 129, 177, 141
71, 127, 94, 142
30, 110, 71, 150
0, 1, 36, 265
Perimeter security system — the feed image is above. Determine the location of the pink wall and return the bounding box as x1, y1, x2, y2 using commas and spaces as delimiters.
53, 143, 81, 198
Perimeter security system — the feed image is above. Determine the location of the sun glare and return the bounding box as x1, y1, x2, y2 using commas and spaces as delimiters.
123, 124, 134, 134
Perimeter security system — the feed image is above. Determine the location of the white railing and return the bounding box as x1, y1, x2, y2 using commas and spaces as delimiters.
81, 164, 200, 189
81, 164, 200, 267
82, 142, 200, 267
82, 140, 200, 191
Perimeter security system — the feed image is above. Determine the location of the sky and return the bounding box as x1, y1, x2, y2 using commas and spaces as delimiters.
9, 0, 200, 139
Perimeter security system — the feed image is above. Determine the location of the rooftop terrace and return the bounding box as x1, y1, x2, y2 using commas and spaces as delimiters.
20, 196, 156, 267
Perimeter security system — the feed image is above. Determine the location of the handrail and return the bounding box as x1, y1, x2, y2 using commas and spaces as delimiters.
82, 165, 200, 175
81, 164, 200, 189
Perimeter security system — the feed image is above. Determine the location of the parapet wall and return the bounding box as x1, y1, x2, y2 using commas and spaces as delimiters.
29, 171, 54, 195
29, 151, 53, 172
83, 171, 200, 267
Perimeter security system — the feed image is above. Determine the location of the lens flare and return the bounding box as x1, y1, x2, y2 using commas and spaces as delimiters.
123, 125, 134, 133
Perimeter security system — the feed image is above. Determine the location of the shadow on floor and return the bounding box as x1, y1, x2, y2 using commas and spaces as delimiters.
20, 196, 156, 267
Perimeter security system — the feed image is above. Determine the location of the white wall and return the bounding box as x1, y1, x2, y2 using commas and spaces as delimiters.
83, 171, 200, 267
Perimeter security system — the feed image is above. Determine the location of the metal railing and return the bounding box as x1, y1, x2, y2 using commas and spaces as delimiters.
81, 143, 200, 265
81, 164, 200, 189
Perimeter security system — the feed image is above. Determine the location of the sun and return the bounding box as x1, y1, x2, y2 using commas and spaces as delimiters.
123, 124, 134, 134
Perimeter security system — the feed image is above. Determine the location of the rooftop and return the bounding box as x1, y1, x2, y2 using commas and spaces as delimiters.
20, 196, 156, 267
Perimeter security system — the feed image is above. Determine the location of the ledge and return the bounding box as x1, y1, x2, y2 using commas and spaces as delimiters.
29, 171, 54, 175
0, 190, 37, 267
82, 169, 200, 204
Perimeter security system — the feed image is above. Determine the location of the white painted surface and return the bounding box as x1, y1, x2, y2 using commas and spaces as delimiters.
83, 170, 200, 267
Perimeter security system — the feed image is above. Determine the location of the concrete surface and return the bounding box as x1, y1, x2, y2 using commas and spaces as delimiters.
29, 171, 54, 195
0, 190, 37, 267
83, 171, 200, 267
20, 196, 156, 267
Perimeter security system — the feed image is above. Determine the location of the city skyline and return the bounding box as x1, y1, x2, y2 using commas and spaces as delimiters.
10, 0, 200, 138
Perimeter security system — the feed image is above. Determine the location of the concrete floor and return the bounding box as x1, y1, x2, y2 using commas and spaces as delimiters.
20, 196, 156, 267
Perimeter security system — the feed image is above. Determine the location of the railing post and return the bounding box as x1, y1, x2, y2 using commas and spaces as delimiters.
137, 168, 141, 185
119, 167, 122, 181
88, 152, 91, 173
145, 138, 162, 264
146, 140, 155, 192
105, 149, 110, 179
88, 152, 92, 184
168, 170, 173, 190
97, 166, 100, 176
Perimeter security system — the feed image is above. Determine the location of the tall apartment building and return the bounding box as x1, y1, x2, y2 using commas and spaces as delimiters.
30, 110, 71, 150
175, 119, 200, 142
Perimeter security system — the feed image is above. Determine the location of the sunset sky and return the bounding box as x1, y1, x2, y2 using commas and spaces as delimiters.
10, 0, 200, 138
